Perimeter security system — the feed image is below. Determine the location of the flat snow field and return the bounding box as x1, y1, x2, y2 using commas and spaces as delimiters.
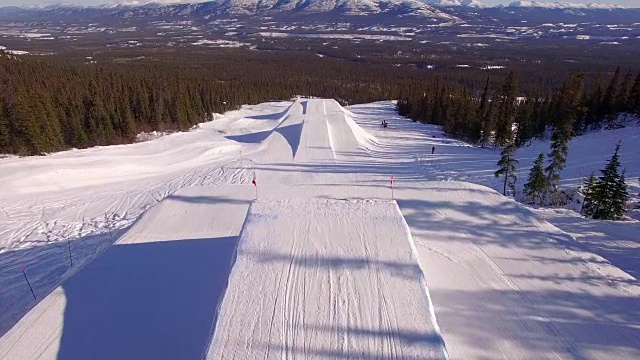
1, 98, 639, 359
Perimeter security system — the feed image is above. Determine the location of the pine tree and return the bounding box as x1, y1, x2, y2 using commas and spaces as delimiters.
629, 72, 640, 118
494, 71, 519, 147
602, 67, 621, 128
523, 153, 547, 205
545, 74, 583, 205
0, 106, 8, 152
475, 77, 490, 144
481, 100, 495, 148
581, 172, 597, 217
616, 71, 632, 113
495, 142, 518, 197
119, 99, 137, 142
589, 141, 629, 220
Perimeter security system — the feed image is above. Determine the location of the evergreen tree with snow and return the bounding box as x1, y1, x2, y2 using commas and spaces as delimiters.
545, 74, 583, 205
581, 172, 597, 217
589, 141, 629, 220
523, 153, 547, 205
495, 142, 518, 197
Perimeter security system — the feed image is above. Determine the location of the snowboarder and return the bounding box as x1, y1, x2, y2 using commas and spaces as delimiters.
431, 146, 435, 154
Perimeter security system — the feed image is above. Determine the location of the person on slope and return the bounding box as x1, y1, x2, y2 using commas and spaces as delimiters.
431, 146, 435, 154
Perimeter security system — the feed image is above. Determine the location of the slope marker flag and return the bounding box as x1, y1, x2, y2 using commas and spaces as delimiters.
252, 173, 258, 200
390, 175, 395, 200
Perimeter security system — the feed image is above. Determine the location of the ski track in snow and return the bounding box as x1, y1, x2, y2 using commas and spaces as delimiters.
1, 98, 639, 359
207, 199, 445, 360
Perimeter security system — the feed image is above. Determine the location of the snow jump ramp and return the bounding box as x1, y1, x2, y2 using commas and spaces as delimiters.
207, 198, 447, 360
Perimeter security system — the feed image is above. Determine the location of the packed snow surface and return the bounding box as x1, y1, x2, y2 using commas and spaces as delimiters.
208, 199, 445, 359
1, 99, 639, 359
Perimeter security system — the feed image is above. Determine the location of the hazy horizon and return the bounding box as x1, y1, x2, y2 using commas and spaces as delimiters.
0, 0, 638, 8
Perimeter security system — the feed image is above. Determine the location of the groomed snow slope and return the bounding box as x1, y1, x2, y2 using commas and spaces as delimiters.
207, 199, 445, 359
0, 185, 254, 360
1, 98, 639, 359
396, 182, 640, 359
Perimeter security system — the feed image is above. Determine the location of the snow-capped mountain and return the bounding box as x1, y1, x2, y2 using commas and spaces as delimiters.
0, 0, 458, 20
422, 0, 483, 7
507, 1, 622, 9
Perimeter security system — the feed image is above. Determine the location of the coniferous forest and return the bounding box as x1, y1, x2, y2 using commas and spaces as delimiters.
0, 49, 638, 156
397, 68, 640, 148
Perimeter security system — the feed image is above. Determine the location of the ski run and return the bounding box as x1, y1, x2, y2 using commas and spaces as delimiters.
1, 99, 639, 359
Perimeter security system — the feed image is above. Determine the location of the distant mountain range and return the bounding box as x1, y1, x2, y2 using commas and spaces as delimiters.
0, 0, 637, 25
506, 1, 622, 9
2, 0, 459, 20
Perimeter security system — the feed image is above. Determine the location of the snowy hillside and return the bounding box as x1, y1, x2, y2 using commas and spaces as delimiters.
1, 99, 639, 359
414, 119, 640, 202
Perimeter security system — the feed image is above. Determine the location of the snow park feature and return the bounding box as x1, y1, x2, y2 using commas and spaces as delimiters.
1, 99, 639, 359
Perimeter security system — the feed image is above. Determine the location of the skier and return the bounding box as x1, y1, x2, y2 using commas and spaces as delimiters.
431, 146, 435, 154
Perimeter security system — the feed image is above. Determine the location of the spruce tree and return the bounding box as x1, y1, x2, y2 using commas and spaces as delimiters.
0, 106, 8, 152
495, 142, 518, 197
581, 173, 597, 217
523, 153, 547, 205
602, 67, 621, 128
494, 71, 519, 147
589, 141, 629, 220
476, 77, 490, 144
629, 72, 640, 118
545, 74, 583, 205
616, 71, 632, 113
481, 100, 495, 148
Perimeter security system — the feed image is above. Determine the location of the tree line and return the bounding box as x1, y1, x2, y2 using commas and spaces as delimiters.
478, 70, 635, 220
398, 67, 636, 220
397, 67, 640, 147
0, 50, 408, 155
4, 46, 638, 157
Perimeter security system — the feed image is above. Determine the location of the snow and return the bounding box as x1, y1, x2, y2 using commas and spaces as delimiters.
257, 32, 413, 41
1, 99, 640, 359
423, 0, 483, 7
397, 181, 640, 359
507, 1, 622, 9
191, 39, 250, 47
0, 185, 253, 359
207, 199, 446, 359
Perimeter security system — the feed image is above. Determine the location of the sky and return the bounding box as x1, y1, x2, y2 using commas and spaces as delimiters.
0, 0, 638, 8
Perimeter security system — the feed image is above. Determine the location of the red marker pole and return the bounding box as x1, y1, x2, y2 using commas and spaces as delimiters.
390, 175, 395, 200
252, 173, 258, 200
19, 262, 36, 300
